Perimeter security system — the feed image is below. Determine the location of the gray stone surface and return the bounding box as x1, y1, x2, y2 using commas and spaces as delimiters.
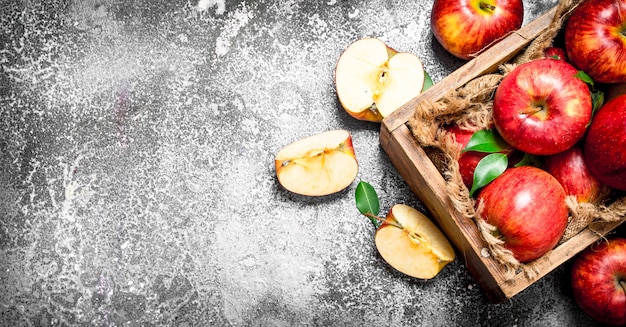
0, 0, 618, 326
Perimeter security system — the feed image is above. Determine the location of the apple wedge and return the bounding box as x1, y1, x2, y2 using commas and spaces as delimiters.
375, 204, 455, 279
335, 38, 425, 122
275, 130, 358, 196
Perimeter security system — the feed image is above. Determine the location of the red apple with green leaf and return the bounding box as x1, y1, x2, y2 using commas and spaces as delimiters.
492, 58, 592, 155
571, 238, 626, 326
430, 0, 523, 60
476, 166, 568, 263
584, 94, 626, 191
446, 126, 519, 191
543, 145, 608, 204
564, 0, 626, 84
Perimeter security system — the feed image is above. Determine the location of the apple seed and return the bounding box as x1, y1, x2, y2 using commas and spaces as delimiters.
408, 232, 432, 252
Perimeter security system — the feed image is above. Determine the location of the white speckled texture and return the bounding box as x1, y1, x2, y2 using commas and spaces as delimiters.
0, 0, 618, 326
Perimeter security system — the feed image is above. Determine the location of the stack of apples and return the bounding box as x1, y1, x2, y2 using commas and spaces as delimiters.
441, 0, 625, 325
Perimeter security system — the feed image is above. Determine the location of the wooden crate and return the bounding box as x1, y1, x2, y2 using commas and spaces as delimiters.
379, 6, 624, 303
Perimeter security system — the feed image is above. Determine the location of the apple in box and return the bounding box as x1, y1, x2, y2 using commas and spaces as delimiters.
564, 0, 626, 84
543, 46, 568, 62
543, 145, 608, 204
571, 238, 626, 326
334, 38, 425, 122
492, 58, 592, 155
430, 0, 523, 60
584, 95, 626, 191
275, 130, 358, 196
446, 125, 518, 190
476, 166, 568, 263
375, 204, 455, 279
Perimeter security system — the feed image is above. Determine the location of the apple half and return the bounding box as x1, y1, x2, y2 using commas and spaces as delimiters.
275, 130, 358, 196
335, 38, 425, 122
375, 204, 455, 279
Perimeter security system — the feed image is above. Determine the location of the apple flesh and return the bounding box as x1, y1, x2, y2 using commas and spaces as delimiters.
375, 204, 455, 279
334, 38, 425, 122
476, 166, 568, 263
584, 94, 626, 191
543, 145, 607, 204
492, 58, 592, 155
564, 0, 626, 84
431, 0, 523, 60
275, 130, 358, 196
571, 238, 626, 326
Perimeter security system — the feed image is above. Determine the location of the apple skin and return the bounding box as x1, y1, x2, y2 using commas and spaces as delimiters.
431, 0, 523, 60
543, 145, 607, 204
476, 166, 568, 263
571, 238, 626, 326
584, 94, 626, 191
564, 0, 626, 84
492, 58, 592, 155
543, 46, 568, 62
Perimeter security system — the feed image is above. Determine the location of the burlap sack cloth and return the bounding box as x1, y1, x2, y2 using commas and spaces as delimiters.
407, 0, 626, 280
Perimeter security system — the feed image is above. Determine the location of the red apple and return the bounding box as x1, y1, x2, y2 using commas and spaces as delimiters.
492, 58, 592, 155
564, 0, 626, 84
584, 94, 626, 191
430, 0, 523, 60
571, 238, 626, 326
543, 145, 608, 204
543, 46, 568, 62
446, 125, 518, 190
476, 166, 568, 263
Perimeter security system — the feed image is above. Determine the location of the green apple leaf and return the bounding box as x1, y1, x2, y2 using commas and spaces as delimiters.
463, 129, 509, 153
355, 180, 381, 228
469, 153, 508, 196
422, 70, 434, 93
513, 153, 542, 168
591, 90, 604, 116
575, 70, 594, 86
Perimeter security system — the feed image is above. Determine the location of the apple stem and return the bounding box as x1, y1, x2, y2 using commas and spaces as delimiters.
620, 280, 626, 292
364, 213, 403, 229
479, 2, 496, 12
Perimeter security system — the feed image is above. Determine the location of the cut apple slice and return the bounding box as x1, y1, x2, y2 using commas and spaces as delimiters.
275, 130, 358, 196
335, 38, 425, 122
375, 204, 455, 279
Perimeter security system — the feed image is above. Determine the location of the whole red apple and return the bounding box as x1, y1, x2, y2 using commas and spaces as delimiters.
430, 0, 523, 60
543, 145, 607, 204
564, 0, 626, 84
571, 238, 626, 326
584, 94, 626, 191
492, 58, 592, 155
476, 166, 568, 263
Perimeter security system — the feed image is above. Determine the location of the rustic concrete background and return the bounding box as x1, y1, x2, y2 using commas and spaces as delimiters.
0, 0, 619, 326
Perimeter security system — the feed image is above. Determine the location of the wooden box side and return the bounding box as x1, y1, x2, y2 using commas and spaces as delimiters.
380, 124, 507, 302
